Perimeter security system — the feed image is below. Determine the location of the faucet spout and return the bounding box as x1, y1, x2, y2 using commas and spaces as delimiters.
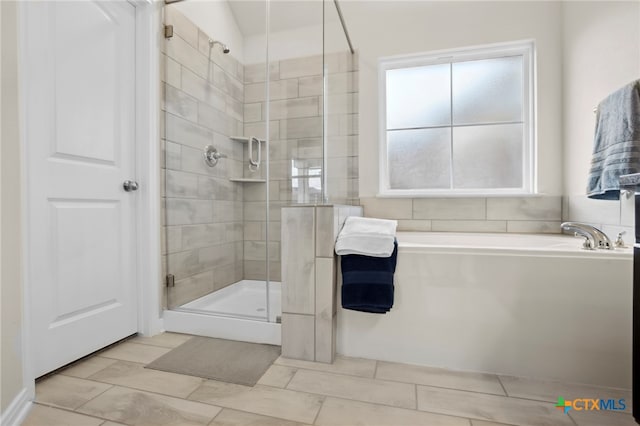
561, 222, 613, 250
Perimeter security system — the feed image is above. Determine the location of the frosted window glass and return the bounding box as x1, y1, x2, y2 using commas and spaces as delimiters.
388, 128, 451, 189
452, 123, 523, 188
452, 56, 522, 125
386, 64, 451, 129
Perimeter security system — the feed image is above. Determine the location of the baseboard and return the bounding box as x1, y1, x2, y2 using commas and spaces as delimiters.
0, 388, 32, 426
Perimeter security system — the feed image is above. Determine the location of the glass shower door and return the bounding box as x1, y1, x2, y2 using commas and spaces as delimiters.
324, 0, 358, 205
264, 0, 324, 327
160, 0, 356, 326
161, 1, 271, 321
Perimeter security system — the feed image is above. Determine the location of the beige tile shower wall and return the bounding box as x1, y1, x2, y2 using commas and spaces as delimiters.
359, 196, 563, 233
563, 195, 634, 244
326, 53, 360, 206
242, 52, 359, 281
161, 8, 245, 308
281, 205, 363, 363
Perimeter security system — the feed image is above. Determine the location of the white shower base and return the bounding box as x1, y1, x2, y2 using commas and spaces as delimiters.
163, 280, 281, 345
181, 280, 281, 322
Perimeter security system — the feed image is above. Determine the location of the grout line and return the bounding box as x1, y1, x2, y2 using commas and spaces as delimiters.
77, 381, 214, 408
373, 360, 379, 379
184, 379, 208, 401
31, 402, 114, 424
311, 396, 326, 425
283, 368, 300, 390
414, 384, 418, 410
128, 337, 191, 349
308, 394, 476, 425
275, 362, 374, 380
283, 368, 298, 389
484, 197, 488, 220
254, 380, 423, 413
206, 408, 224, 426
414, 382, 571, 404
72, 383, 115, 412
37, 336, 137, 382
567, 411, 580, 426
497, 375, 509, 396
60, 362, 123, 380
204, 402, 321, 426
323, 366, 508, 397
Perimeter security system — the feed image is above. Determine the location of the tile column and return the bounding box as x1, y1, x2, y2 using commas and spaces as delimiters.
281, 205, 363, 363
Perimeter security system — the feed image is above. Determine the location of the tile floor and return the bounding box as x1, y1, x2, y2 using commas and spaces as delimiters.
24, 333, 635, 426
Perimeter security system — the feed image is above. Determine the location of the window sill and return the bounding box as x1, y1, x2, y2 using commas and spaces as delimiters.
376, 191, 541, 199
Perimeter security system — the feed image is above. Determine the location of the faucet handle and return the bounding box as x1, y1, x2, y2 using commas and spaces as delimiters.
614, 231, 627, 248
575, 233, 596, 250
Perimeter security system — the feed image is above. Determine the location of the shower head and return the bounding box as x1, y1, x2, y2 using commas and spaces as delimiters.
209, 39, 230, 54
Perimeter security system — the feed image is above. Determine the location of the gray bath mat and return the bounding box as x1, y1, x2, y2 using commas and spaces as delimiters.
145, 336, 280, 386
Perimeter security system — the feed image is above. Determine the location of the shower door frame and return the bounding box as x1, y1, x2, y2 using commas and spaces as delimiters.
161, 0, 280, 344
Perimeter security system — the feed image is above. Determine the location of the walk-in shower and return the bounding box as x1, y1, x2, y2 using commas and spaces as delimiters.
161, 0, 358, 343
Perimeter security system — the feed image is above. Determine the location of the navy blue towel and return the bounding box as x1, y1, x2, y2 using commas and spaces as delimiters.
340, 240, 398, 314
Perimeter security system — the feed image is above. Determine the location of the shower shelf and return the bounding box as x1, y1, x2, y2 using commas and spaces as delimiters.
230, 136, 265, 144
228, 136, 265, 182
229, 178, 266, 183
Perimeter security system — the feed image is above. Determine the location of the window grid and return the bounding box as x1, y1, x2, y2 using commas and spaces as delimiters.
449, 62, 454, 190
379, 41, 534, 197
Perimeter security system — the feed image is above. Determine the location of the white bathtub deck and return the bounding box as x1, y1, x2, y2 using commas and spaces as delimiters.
339, 231, 633, 388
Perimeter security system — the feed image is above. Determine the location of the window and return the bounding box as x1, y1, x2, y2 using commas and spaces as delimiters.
379, 41, 535, 196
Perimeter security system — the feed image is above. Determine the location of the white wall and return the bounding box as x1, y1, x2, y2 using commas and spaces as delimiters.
562, 1, 640, 237
1, 0, 26, 416
244, 24, 322, 64
340, 1, 563, 198
243, 20, 348, 64
171, 0, 246, 63
242, 0, 348, 64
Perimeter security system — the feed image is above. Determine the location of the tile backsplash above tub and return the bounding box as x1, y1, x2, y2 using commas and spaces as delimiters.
564, 194, 635, 243
359, 196, 563, 233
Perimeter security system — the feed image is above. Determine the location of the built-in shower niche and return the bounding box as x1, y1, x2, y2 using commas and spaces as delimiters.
229, 136, 266, 183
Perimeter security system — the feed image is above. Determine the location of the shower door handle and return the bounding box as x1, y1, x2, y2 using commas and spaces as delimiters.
123, 180, 139, 192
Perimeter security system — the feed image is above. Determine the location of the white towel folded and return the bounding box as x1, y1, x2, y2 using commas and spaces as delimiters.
335, 216, 398, 257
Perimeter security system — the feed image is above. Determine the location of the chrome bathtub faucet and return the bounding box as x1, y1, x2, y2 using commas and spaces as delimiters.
560, 222, 613, 250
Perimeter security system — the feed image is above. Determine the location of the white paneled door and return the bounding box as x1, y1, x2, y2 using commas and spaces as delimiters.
23, 1, 138, 377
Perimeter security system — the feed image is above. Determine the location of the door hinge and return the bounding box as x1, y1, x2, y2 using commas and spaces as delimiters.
166, 274, 175, 288
164, 25, 174, 39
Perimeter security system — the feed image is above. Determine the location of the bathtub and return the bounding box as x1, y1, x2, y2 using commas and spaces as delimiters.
337, 232, 633, 388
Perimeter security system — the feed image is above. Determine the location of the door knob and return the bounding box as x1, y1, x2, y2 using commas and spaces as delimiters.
123, 180, 139, 192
